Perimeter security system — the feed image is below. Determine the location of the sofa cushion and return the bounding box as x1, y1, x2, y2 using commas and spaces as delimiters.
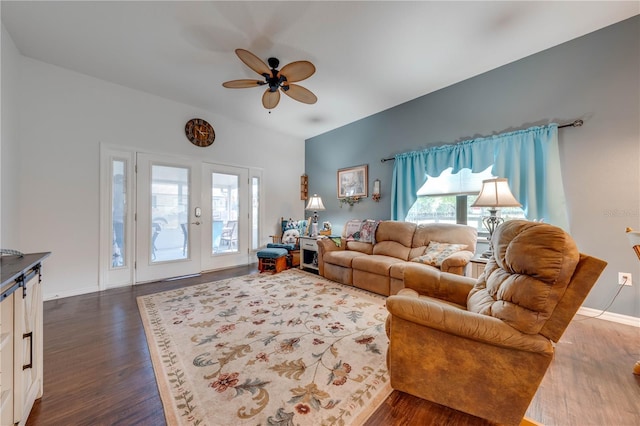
411, 241, 468, 267
256, 247, 289, 259
389, 261, 438, 280
266, 242, 296, 251
410, 223, 478, 259
467, 220, 580, 335
376, 221, 416, 247
352, 255, 406, 276
345, 241, 374, 254
323, 250, 368, 268
373, 241, 412, 260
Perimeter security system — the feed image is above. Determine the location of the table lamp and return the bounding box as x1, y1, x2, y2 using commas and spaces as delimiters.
305, 194, 325, 237
471, 178, 521, 258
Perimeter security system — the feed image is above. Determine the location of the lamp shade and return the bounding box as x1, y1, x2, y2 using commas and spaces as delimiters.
471, 178, 521, 208
626, 228, 640, 261
305, 194, 325, 211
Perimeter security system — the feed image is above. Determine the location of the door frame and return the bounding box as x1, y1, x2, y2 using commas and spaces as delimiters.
99, 144, 264, 289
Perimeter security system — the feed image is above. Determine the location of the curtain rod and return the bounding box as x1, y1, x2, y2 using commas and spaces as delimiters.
380, 119, 584, 163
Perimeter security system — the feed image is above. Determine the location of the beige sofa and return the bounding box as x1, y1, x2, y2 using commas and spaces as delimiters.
317, 220, 477, 296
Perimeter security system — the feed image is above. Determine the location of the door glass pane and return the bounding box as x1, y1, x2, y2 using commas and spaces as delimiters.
151, 165, 189, 262
252, 177, 259, 250
211, 172, 239, 254
112, 160, 127, 268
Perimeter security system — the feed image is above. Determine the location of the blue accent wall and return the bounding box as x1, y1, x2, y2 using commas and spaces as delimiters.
305, 16, 640, 318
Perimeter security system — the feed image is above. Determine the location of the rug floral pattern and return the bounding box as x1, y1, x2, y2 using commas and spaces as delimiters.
138, 269, 392, 425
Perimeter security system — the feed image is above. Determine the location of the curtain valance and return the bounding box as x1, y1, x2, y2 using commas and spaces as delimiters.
391, 124, 568, 230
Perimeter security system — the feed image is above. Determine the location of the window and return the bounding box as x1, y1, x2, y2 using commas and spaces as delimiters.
151, 165, 189, 262
111, 159, 127, 267
251, 176, 260, 250
405, 167, 526, 236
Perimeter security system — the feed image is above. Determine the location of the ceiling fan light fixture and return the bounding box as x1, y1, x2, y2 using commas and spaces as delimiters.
223, 48, 317, 109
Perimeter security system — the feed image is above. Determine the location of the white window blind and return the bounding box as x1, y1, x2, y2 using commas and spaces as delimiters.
417, 166, 494, 196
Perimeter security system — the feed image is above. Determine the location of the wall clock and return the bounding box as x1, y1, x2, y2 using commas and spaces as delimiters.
185, 118, 215, 147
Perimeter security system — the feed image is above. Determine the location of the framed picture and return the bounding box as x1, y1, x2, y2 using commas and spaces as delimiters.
337, 164, 368, 198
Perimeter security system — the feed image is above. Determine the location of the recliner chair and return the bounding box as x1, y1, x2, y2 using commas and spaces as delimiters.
385, 220, 607, 426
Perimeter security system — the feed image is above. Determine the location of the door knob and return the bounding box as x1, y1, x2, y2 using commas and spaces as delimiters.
191, 221, 201, 225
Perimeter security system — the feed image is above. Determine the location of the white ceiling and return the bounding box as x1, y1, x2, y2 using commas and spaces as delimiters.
2, 1, 638, 140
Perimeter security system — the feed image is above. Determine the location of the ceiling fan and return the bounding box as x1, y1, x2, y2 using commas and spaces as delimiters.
222, 49, 317, 110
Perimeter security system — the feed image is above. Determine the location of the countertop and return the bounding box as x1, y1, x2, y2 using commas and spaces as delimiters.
1, 252, 51, 299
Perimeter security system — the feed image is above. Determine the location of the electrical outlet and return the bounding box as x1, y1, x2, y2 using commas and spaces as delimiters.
618, 272, 632, 286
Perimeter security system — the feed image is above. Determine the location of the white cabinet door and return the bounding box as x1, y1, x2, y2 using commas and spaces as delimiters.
13, 272, 43, 425
1, 292, 15, 426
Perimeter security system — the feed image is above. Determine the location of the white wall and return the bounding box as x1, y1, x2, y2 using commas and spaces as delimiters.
1, 24, 22, 249
3, 25, 305, 299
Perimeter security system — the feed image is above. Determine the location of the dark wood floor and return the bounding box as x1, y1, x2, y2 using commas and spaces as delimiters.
27, 266, 640, 426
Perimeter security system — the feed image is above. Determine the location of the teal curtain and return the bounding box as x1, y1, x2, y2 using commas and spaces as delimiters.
391, 124, 568, 229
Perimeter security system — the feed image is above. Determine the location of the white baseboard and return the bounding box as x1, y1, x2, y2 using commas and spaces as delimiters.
43, 285, 99, 301
577, 307, 640, 327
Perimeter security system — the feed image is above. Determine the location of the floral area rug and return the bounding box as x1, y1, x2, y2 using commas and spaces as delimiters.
137, 268, 392, 425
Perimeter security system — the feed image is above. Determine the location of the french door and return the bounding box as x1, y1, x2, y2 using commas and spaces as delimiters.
135, 153, 202, 283
200, 163, 250, 271
100, 147, 260, 287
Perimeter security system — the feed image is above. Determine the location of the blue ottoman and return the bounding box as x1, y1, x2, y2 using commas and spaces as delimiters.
257, 247, 289, 273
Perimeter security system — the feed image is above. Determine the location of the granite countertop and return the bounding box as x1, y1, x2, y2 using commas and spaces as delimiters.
1, 252, 51, 299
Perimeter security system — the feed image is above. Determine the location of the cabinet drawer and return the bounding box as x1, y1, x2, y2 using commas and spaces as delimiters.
300, 240, 317, 250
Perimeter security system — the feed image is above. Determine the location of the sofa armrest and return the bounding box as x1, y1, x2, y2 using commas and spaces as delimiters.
317, 238, 342, 252
403, 263, 475, 307
440, 250, 474, 274
317, 238, 344, 276
386, 292, 553, 353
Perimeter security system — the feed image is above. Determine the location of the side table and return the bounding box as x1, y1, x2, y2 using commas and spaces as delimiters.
299, 236, 319, 271
468, 257, 488, 279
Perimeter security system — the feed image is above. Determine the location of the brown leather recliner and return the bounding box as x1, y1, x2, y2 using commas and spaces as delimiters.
385, 220, 607, 426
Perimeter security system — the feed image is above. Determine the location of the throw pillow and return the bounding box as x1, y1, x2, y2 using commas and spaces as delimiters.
281, 218, 309, 238
282, 229, 300, 244
411, 241, 467, 267
344, 219, 364, 241
344, 219, 381, 243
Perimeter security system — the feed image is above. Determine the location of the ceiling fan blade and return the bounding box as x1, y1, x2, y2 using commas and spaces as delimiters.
222, 79, 264, 88
262, 88, 280, 109
281, 83, 317, 104
235, 48, 271, 76
279, 61, 316, 83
